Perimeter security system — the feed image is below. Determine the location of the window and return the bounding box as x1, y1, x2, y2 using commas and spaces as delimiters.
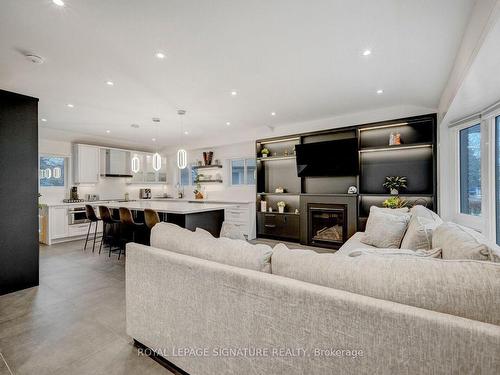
459, 124, 481, 216
39, 156, 66, 187
180, 165, 190, 186
230, 158, 256, 185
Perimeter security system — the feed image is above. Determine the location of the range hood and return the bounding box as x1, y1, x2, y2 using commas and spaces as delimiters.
101, 148, 132, 177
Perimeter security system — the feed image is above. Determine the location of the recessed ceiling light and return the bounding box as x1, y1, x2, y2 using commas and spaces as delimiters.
152, 138, 156, 142
184, 131, 189, 135
376, 89, 384, 94
53, 0, 65, 6
67, 103, 74, 108
41, 118, 47, 122
231, 91, 237, 96
106, 80, 114, 86
271, 112, 276, 116
362, 49, 372, 56
106, 130, 111, 134
155, 52, 165, 59
226, 122, 231, 126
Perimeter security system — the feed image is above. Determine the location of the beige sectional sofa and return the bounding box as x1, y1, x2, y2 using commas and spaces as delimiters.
126, 208, 500, 375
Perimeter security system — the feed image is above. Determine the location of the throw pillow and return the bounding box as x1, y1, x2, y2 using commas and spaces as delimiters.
220, 221, 246, 240
400, 216, 439, 250
361, 211, 410, 248
370, 206, 409, 216
432, 222, 492, 261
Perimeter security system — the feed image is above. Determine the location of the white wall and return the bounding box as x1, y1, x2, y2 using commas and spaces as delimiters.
39, 139, 168, 204
166, 141, 256, 202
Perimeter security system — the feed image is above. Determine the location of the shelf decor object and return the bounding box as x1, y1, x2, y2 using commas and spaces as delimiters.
277, 201, 286, 213
382, 176, 408, 195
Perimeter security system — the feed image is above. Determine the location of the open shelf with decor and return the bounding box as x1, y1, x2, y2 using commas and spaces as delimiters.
192, 164, 223, 170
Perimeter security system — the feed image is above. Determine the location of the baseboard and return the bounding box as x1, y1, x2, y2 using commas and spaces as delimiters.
133, 339, 189, 375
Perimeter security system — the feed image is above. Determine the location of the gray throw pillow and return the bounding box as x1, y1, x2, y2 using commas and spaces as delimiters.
361, 211, 410, 248
220, 221, 246, 240
433, 222, 492, 261
400, 216, 439, 250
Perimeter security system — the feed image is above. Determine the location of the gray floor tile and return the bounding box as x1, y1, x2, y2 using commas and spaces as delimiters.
0, 239, 171, 374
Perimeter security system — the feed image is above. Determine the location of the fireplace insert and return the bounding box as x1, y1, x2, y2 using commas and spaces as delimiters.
308, 204, 347, 249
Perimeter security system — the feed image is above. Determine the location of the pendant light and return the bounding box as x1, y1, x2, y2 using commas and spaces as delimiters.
176, 109, 187, 169
131, 154, 140, 173
152, 118, 161, 172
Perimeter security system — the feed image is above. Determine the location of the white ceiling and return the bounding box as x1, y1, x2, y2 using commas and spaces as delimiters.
0, 0, 474, 149
444, 13, 500, 123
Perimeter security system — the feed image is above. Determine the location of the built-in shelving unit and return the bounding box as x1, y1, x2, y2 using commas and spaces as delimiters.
255, 114, 437, 244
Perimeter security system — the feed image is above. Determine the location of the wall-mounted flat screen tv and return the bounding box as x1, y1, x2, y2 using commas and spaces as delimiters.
296, 138, 358, 177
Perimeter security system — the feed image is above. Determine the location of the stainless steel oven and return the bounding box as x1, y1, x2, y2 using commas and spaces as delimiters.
68, 207, 89, 225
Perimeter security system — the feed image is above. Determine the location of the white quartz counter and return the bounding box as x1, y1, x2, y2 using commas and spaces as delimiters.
99, 200, 236, 214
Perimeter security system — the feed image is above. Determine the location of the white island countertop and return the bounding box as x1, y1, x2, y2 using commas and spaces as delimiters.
98, 200, 237, 214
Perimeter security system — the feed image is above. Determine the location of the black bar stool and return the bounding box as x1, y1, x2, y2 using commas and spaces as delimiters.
118, 207, 146, 259
98, 205, 121, 256
144, 208, 160, 245
84, 205, 101, 252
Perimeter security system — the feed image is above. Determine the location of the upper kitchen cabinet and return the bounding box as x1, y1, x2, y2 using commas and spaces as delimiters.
73, 144, 100, 184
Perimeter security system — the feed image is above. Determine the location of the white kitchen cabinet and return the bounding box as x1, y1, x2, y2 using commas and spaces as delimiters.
50, 207, 69, 239
224, 202, 256, 240
74, 144, 100, 184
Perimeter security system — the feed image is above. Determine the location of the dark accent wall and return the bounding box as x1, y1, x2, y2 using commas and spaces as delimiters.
0, 89, 39, 295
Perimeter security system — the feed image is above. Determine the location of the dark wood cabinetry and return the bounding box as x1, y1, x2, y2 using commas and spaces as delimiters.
257, 212, 299, 241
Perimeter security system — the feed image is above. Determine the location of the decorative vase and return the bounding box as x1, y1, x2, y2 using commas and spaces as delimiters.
260, 201, 267, 212
390, 189, 399, 195
278, 207, 284, 213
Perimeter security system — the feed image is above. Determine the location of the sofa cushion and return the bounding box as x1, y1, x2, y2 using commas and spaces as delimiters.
361, 211, 410, 248
348, 247, 442, 258
432, 222, 492, 261
151, 222, 272, 273
336, 232, 376, 255
272, 244, 500, 325
195, 227, 214, 237
410, 205, 442, 223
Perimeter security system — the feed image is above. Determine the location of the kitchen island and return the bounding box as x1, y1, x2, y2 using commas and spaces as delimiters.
101, 200, 237, 237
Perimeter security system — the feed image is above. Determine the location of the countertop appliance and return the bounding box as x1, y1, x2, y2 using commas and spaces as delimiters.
68, 206, 89, 225
140, 188, 151, 199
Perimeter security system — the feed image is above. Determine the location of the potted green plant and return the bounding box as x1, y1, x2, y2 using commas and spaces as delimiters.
261, 148, 270, 158
277, 201, 286, 213
383, 176, 407, 195
382, 196, 407, 209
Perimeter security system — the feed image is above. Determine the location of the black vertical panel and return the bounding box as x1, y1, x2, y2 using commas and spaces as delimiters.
0, 89, 39, 295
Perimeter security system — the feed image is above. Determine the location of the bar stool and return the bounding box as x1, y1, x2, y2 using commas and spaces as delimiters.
144, 208, 160, 245
84, 205, 101, 252
98, 206, 121, 257
118, 207, 145, 259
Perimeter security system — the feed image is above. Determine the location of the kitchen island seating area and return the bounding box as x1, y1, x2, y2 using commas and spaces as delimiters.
82, 200, 236, 258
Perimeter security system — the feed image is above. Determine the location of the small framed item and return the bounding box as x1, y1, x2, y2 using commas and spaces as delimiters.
260, 201, 267, 212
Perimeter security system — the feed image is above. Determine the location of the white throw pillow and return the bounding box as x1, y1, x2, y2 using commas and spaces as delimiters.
400, 216, 439, 250
361, 211, 410, 248
220, 221, 246, 240
433, 222, 492, 261
370, 206, 409, 216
